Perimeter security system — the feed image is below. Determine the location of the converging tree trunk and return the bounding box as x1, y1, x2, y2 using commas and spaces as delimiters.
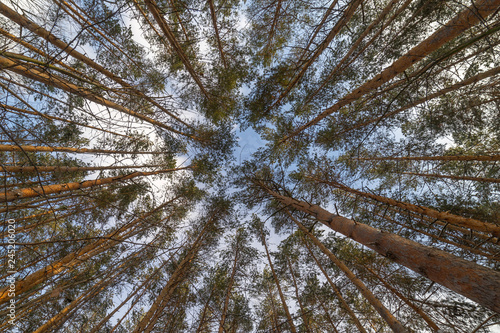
0, 167, 190, 202
282, 0, 500, 141
256, 182, 500, 313
287, 211, 407, 333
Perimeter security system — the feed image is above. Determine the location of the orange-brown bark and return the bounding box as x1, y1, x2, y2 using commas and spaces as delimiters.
0, 168, 189, 202
143, 0, 211, 99
288, 211, 407, 332
0, 164, 165, 173
0, 2, 192, 129
364, 266, 440, 331
0, 200, 176, 305
0, 56, 199, 140
311, 177, 500, 237
271, 0, 362, 109
401, 172, 500, 183
0, 143, 164, 155
282, 0, 500, 142
259, 187, 500, 313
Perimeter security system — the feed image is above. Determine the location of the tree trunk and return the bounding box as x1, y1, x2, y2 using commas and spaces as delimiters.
195, 282, 218, 333
258, 184, 500, 313
1, 102, 131, 139
266, 278, 282, 333
296, 0, 340, 64
0, 167, 189, 202
287, 258, 312, 333
108, 280, 152, 333
133, 217, 214, 332
143, 0, 211, 99
401, 172, 500, 184
0, 143, 167, 155
320, 302, 340, 333
369, 206, 498, 261
288, 211, 407, 333
0, 199, 175, 304
0, 55, 198, 140
218, 245, 240, 333
33, 258, 131, 333
282, 0, 500, 141
271, 0, 362, 109
208, 0, 227, 69
303, 239, 368, 333
264, 0, 283, 54
0, 211, 75, 238
304, 0, 407, 106
337, 66, 500, 136
354, 154, 500, 162
0, 2, 192, 129
0, 164, 169, 173
364, 266, 440, 331
260, 226, 298, 333
309, 176, 500, 237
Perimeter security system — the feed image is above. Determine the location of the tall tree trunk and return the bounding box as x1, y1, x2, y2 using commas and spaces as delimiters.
218, 245, 240, 333
259, 226, 298, 333
0, 191, 92, 214
303, 0, 407, 106
0, 167, 189, 202
303, 238, 368, 333
288, 212, 407, 333
195, 282, 218, 333
257, 184, 500, 313
0, 199, 176, 304
33, 256, 134, 333
369, 205, 498, 260
282, 0, 500, 142
320, 302, 340, 333
0, 143, 167, 155
108, 280, 153, 333
308, 176, 500, 237
0, 2, 192, 129
1, 102, 131, 139
0, 211, 78, 239
0, 164, 170, 173
133, 217, 214, 332
337, 66, 500, 136
0, 55, 199, 140
264, 0, 283, 54
266, 278, 282, 333
287, 258, 312, 333
296, 0, 340, 64
89, 247, 182, 333
271, 0, 362, 109
401, 172, 500, 184
208, 0, 227, 69
143, 0, 211, 99
364, 266, 440, 331
371, 199, 499, 244
354, 154, 500, 162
